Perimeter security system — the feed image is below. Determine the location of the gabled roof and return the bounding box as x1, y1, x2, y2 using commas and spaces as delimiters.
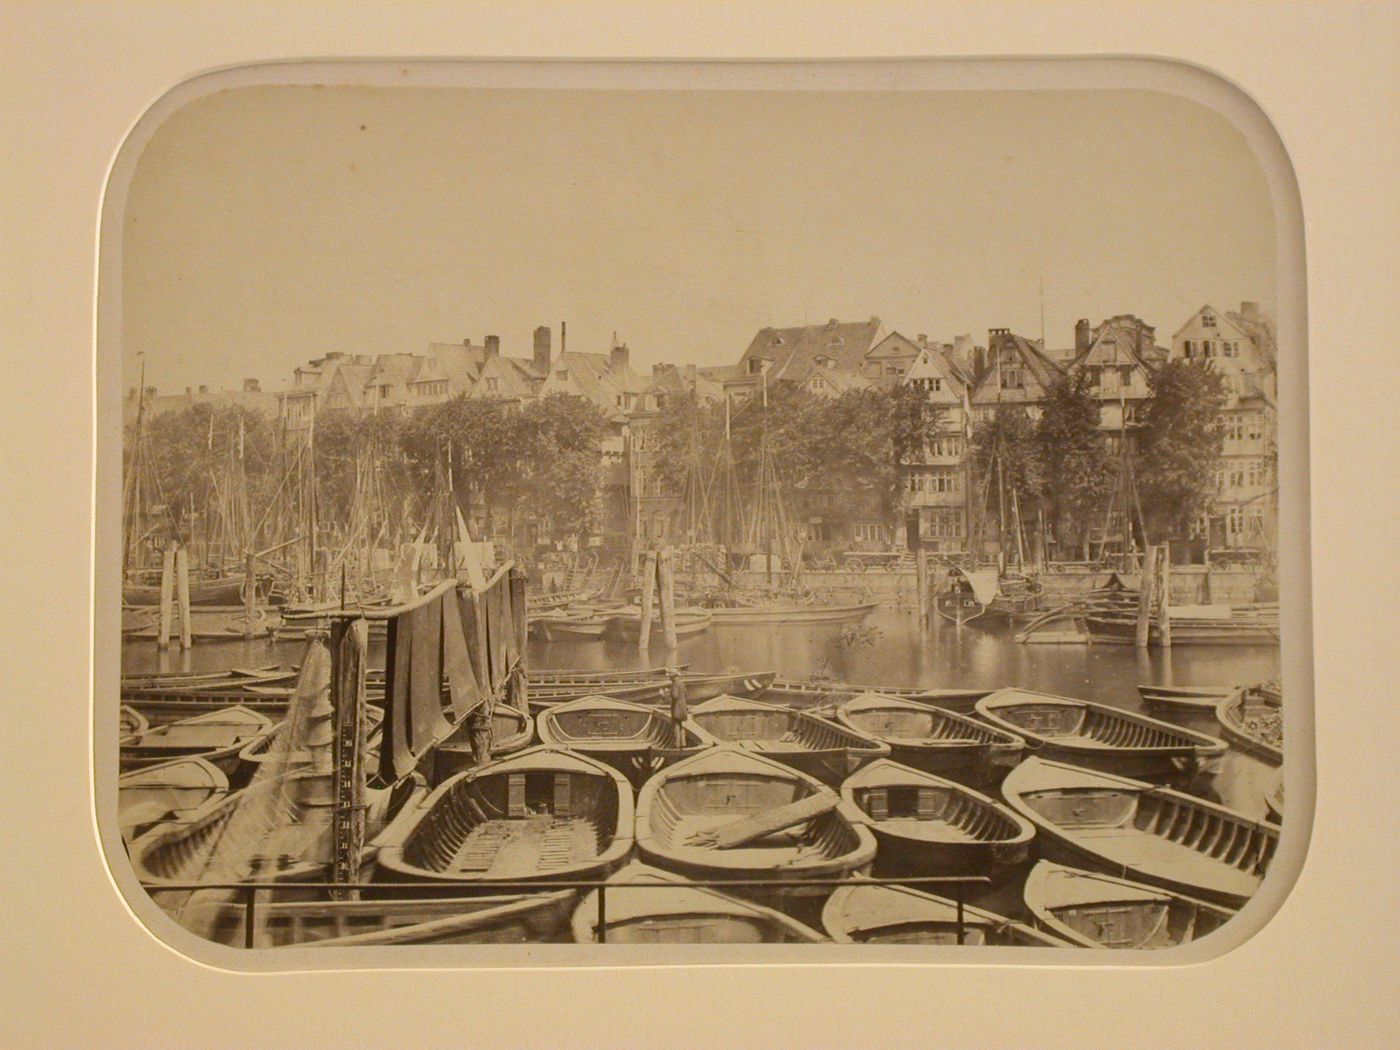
541, 351, 645, 413
470, 355, 542, 401
1171, 304, 1252, 343
804, 368, 870, 396
904, 346, 969, 401
1072, 321, 1158, 376
865, 331, 924, 360
1225, 308, 1277, 372
971, 331, 1066, 404
736, 317, 885, 385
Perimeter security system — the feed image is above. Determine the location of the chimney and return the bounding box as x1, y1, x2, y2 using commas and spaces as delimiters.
827, 318, 839, 329
684, 364, 697, 384
484, 335, 500, 358
610, 340, 630, 375
917, 334, 928, 348
1075, 318, 1092, 353
533, 325, 552, 374
185, 386, 192, 395
243, 378, 260, 392
560, 321, 566, 355
1240, 300, 1260, 320
198, 384, 209, 395
652, 363, 667, 378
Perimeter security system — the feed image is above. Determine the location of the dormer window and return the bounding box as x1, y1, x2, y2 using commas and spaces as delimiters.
769, 335, 784, 347
748, 357, 769, 375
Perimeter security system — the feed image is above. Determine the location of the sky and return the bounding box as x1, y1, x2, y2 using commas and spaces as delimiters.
121, 85, 1277, 393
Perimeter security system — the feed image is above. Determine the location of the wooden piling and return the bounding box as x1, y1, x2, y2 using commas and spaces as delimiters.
174, 545, 192, 650
916, 548, 930, 627
157, 545, 175, 649
638, 550, 657, 651
1135, 544, 1156, 649
244, 551, 257, 639
1157, 542, 1173, 649
658, 546, 678, 649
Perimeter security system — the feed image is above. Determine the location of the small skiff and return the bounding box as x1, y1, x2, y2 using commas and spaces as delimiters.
1022, 861, 1237, 950
835, 692, 1024, 786
840, 759, 1034, 878
120, 704, 149, 741
633, 747, 876, 905
525, 670, 776, 712
762, 678, 993, 716
698, 601, 877, 626
1136, 684, 1238, 711
374, 746, 634, 892
535, 694, 714, 785
120, 705, 273, 774
186, 890, 579, 947
1001, 758, 1279, 908
821, 882, 1068, 946
1216, 688, 1283, 765
976, 689, 1227, 782
571, 862, 827, 944
603, 607, 714, 643
118, 756, 229, 843
688, 694, 888, 786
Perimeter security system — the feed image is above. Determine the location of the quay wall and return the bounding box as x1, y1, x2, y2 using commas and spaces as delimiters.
709, 566, 1264, 609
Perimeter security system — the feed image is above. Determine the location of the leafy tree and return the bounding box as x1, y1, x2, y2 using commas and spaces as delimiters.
971, 404, 1043, 506
1136, 359, 1229, 540
1036, 374, 1113, 558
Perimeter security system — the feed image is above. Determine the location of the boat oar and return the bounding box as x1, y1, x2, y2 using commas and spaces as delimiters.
685, 791, 840, 850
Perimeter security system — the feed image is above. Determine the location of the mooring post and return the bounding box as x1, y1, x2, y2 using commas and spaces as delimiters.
659, 546, 678, 650
1135, 544, 1155, 648
955, 883, 966, 945
1157, 542, 1172, 649
916, 548, 930, 627
244, 551, 257, 639
243, 885, 257, 949
596, 884, 607, 944
157, 544, 175, 649
638, 550, 657, 651
174, 545, 192, 650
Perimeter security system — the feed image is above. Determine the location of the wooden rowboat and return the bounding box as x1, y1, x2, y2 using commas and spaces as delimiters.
237, 705, 385, 769
1022, 861, 1237, 950
120, 704, 149, 741
121, 665, 294, 691
118, 756, 229, 843
762, 678, 993, 716
374, 747, 634, 892
975, 689, 1227, 782
536, 695, 713, 785
571, 862, 827, 944
123, 574, 250, 607
528, 587, 602, 611
185, 891, 578, 947
1216, 688, 1283, 765
1084, 611, 1279, 647
120, 705, 272, 774
835, 692, 1024, 786
526, 666, 685, 686
822, 882, 1069, 946
1001, 758, 1279, 908
526, 671, 776, 712
840, 759, 1034, 879
634, 747, 876, 906
698, 601, 877, 626
1136, 684, 1239, 711
603, 607, 714, 643
689, 694, 889, 786
530, 611, 617, 641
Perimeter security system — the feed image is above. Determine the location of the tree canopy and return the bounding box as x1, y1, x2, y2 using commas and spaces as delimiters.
1035, 374, 1114, 554
1136, 359, 1230, 540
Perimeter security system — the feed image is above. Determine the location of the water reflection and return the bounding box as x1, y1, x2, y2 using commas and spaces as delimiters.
120, 607, 1283, 817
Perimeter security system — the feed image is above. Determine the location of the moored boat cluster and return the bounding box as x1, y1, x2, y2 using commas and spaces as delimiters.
117, 665, 1283, 950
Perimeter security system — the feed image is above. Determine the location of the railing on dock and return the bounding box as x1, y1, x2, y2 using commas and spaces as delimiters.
143, 874, 992, 947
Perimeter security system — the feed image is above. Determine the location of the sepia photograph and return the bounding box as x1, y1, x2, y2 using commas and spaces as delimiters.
101, 69, 1301, 958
